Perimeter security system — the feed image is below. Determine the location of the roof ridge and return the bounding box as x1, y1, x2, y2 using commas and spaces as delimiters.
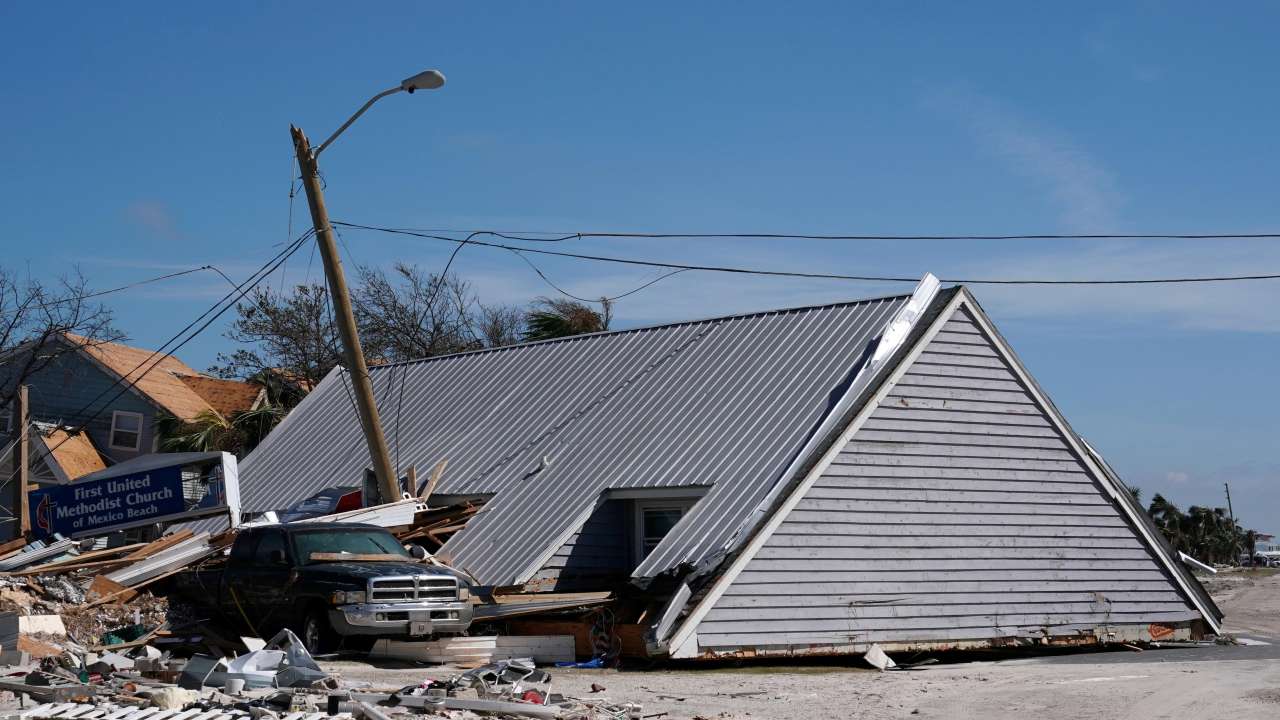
366, 290, 917, 372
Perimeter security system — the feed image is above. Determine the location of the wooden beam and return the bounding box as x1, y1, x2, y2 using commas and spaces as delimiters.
0, 537, 30, 560
15, 385, 29, 536
122, 530, 193, 561
6, 542, 146, 575
419, 459, 448, 501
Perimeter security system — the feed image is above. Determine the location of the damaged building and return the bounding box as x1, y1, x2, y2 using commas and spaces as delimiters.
235, 275, 1222, 659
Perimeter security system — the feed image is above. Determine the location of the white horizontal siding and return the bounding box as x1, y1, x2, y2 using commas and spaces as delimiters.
695, 306, 1198, 652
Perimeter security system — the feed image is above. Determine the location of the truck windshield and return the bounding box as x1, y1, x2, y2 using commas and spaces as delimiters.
290, 527, 411, 564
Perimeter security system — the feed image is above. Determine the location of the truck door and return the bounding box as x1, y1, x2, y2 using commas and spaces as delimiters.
242, 528, 294, 629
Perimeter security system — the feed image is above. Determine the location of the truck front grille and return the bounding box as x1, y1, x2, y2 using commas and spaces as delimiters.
368, 575, 458, 603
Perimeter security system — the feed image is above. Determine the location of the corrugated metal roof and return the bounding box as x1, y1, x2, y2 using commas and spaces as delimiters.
238, 295, 908, 587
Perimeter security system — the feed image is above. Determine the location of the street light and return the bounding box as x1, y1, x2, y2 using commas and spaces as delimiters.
401, 69, 446, 92
315, 69, 446, 156
290, 69, 445, 505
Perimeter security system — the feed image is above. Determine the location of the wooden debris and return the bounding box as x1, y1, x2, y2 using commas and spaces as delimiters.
420, 458, 449, 500
121, 530, 194, 561
87, 575, 136, 605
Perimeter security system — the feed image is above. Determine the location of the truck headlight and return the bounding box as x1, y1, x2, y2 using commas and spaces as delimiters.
330, 590, 367, 605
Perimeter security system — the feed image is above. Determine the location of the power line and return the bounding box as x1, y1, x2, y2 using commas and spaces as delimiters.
356, 223, 1280, 242
333, 221, 1280, 286
507, 248, 686, 303
21, 266, 218, 309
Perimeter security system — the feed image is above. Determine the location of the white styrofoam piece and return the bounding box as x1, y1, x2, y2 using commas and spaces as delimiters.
369, 634, 575, 665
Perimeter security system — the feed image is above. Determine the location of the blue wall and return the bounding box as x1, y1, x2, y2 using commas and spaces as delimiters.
0, 344, 159, 464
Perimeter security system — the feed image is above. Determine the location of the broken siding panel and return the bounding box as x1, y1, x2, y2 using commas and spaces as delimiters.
695, 306, 1198, 652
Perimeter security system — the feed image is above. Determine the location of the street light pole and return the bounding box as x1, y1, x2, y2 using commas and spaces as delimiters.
290, 69, 446, 506
291, 126, 399, 505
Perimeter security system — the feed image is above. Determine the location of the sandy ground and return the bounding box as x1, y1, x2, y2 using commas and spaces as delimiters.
1213, 568, 1280, 638
325, 656, 1280, 720
322, 569, 1280, 720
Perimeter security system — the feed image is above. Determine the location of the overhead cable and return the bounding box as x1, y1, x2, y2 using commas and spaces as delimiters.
333, 221, 1280, 286
355, 224, 1280, 242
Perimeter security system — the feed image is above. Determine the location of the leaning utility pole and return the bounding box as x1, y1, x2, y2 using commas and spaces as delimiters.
1225, 481, 1240, 562
291, 127, 399, 505
1224, 482, 1236, 526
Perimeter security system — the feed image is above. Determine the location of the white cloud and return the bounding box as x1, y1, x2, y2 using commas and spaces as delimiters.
124, 200, 183, 240
926, 88, 1123, 234
1165, 471, 1190, 485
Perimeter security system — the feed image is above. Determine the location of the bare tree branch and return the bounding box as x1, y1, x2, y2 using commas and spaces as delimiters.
0, 266, 120, 409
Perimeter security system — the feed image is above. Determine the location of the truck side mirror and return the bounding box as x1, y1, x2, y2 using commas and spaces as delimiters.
406, 544, 428, 560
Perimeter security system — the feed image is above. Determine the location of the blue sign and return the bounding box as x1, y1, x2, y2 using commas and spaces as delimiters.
29, 464, 186, 540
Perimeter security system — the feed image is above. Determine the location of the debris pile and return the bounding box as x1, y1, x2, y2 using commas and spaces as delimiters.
3, 640, 641, 720
0, 495, 642, 718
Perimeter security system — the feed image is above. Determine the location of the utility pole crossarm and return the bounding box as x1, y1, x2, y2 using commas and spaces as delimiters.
291, 125, 400, 505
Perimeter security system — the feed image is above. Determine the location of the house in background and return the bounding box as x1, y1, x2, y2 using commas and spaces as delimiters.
0, 332, 263, 482
240, 275, 1221, 659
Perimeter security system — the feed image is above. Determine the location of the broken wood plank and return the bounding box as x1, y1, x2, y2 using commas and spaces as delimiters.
14, 557, 136, 577
308, 552, 413, 563
419, 459, 448, 501
0, 537, 31, 561
87, 575, 136, 605
122, 531, 193, 562
9, 543, 147, 575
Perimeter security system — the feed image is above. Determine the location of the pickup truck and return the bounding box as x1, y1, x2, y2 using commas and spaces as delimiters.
179, 522, 473, 651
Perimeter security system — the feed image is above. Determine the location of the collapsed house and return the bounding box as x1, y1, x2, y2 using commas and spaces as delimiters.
235, 276, 1222, 659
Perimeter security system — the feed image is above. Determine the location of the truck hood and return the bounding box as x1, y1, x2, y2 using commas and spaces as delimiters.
299, 561, 459, 582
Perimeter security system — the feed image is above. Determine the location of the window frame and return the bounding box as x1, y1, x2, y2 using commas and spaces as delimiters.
632, 498, 695, 566
108, 410, 145, 451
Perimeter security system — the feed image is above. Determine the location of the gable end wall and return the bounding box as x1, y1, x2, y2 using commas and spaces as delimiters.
693, 305, 1200, 652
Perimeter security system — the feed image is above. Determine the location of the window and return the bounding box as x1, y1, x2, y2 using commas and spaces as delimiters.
633, 500, 694, 564
253, 530, 289, 566
109, 410, 143, 451
290, 527, 409, 565
230, 533, 260, 563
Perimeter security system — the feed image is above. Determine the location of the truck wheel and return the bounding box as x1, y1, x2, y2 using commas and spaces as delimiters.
300, 606, 334, 654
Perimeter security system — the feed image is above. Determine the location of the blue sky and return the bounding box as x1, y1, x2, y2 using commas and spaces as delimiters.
2, 2, 1276, 531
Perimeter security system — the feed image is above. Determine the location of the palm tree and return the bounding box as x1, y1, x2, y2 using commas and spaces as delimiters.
522, 297, 612, 342
158, 410, 240, 454
233, 402, 287, 453
157, 401, 287, 457
1147, 493, 1188, 554
1147, 494, 1250, 565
